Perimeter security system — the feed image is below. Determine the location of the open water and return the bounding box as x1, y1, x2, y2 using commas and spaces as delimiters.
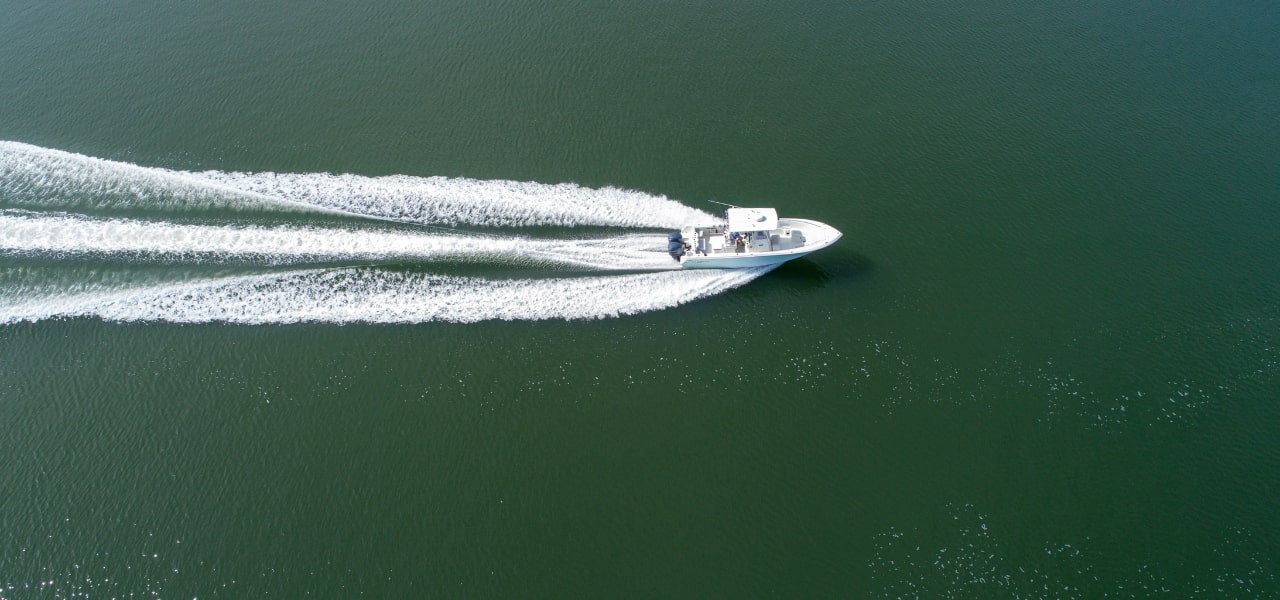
2, 0, 1278, 596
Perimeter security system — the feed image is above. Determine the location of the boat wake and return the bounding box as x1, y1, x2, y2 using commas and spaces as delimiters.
0, 211, 684, 270
0, 267, 766, 325
0, 142, 768, 324
0, 141, 711, 228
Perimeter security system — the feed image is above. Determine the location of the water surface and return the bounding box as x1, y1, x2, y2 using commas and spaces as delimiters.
1, 0, 1278, 596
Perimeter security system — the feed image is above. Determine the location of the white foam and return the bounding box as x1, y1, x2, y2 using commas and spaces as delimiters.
0, 141, 341, 217
0, 211, 680, 270
0, 141, 716, 228
192, 171, 714, 229
0, 141, 756, 324
0, 267, 769, 324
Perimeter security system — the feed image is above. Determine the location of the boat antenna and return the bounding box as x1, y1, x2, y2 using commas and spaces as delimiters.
707, 200, 741, 209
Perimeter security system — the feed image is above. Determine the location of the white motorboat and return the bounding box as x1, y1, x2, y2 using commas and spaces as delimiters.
668, 207, 842, 269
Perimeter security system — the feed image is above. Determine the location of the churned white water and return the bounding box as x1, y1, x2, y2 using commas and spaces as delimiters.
0, 267, 768, 324
0, 211, 681, 270
0, 142, 764, 324
191, 171, 713, 229
0, 141, 714, 228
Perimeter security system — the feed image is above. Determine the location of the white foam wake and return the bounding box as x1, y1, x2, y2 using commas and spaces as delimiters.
0, 141, 759, 324
0, 267, 769, 324
0, 141, 716, 228
192, 171, 713, 229
0, 211, 680, 270
0, 141, 340, 217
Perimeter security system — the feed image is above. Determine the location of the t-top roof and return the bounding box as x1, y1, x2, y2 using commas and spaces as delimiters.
726, 207, 778, 232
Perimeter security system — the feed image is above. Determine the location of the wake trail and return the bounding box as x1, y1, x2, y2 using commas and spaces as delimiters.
191, 171, 713, 229
0, 141, 353, 219
0, 267, 771, 325
0, 141, 765, 325
0, 141, 715, 228
0, 211, 680, 270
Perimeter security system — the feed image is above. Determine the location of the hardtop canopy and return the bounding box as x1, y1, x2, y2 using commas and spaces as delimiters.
726, 207, 778, 232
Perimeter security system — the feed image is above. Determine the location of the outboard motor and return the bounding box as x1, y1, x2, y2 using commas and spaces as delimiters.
667, 232, 686, 261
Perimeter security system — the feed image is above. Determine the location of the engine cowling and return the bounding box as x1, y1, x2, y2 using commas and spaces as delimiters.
667, 232, 685, 260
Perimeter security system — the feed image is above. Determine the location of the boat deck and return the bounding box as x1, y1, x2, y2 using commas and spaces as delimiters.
683, 223, 808, 257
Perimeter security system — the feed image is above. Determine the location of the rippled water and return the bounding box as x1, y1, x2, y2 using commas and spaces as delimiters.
2, 0, 1278, 596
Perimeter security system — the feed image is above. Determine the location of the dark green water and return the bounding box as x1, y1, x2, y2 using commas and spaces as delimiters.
2, 0, 1278, 596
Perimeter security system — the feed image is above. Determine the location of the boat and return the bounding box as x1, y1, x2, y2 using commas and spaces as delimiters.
668, 207, 842, 268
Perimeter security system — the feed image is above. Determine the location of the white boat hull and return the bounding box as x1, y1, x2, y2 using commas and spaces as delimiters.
677, 217, 841, 269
